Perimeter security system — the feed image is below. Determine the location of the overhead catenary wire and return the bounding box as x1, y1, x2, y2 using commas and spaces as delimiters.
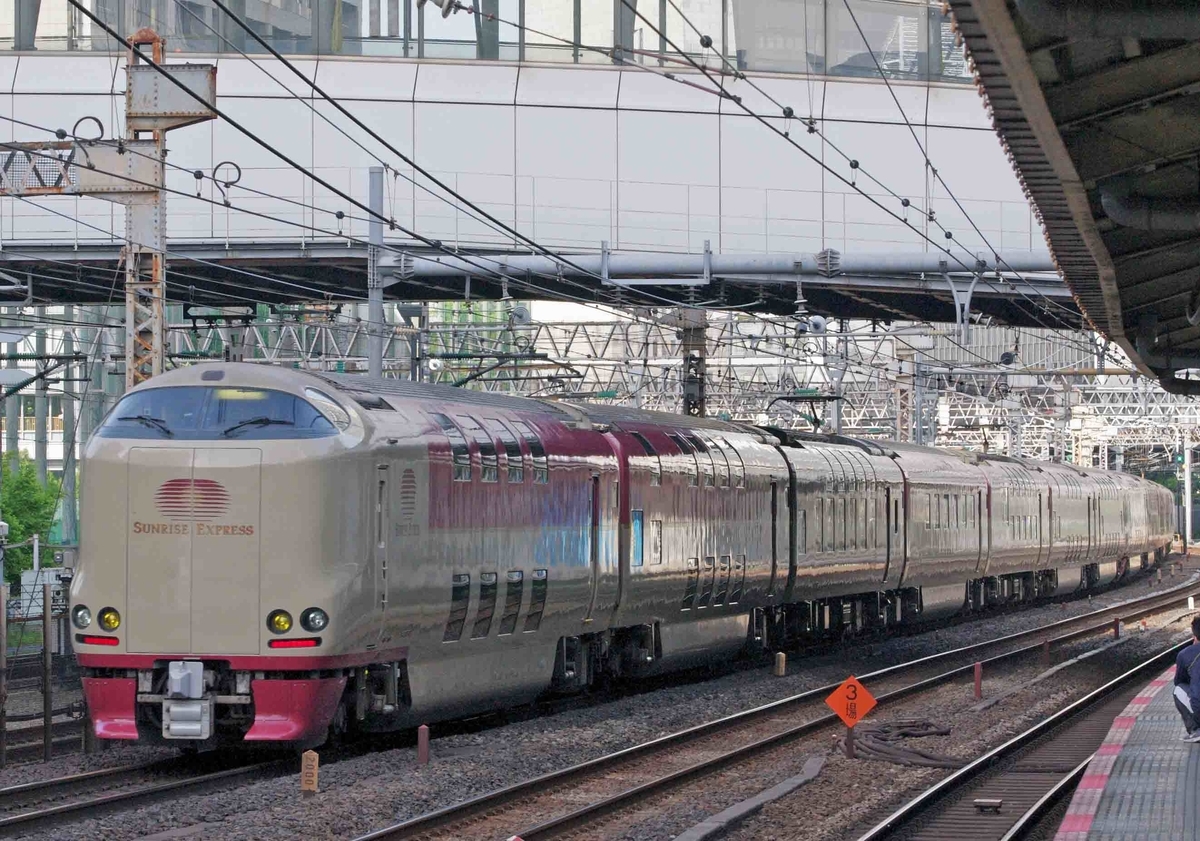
61, 0, 631, 311
834, 0, 1111, 340
2, 23, 1119, 407
616, 0, 1135, 372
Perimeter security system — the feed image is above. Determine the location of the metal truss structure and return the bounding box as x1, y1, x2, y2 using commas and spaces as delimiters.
159, 306, 1200, 468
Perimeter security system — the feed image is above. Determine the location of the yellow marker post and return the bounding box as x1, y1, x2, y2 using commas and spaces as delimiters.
301, 750, 319, 797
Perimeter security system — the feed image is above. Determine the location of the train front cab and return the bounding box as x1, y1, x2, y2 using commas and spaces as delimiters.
71, 365, 381, 748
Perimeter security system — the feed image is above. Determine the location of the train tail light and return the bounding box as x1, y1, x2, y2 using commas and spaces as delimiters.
76, 634, 120, 646
268, 637, 321, 649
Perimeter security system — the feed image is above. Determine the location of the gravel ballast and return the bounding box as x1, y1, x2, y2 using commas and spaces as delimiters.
4, 567, 1193, 841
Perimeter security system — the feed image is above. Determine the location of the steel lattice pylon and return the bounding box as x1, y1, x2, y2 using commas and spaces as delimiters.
155, 307, 1198, 467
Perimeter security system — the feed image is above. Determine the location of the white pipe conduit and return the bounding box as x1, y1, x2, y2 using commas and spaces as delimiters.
386, 249, 1055, 280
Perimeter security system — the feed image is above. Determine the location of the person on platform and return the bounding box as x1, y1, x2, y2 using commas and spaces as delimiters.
1174, 615, 1200, 741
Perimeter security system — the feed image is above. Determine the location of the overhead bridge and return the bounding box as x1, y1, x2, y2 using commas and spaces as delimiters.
949, 0, 1200, 392
0, 239, 1067, 328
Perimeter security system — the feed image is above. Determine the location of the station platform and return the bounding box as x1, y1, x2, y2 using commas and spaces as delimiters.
1055, 666, 1195, 840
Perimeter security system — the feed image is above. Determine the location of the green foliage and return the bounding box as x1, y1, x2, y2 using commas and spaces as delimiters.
1149, 472, 1178, 494
1, 454, 62, 584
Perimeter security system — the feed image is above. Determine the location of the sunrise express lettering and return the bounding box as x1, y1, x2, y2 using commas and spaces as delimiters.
132, 522, 255, 536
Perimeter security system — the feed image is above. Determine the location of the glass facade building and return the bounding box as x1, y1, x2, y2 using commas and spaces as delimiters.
2, 0, 971, 84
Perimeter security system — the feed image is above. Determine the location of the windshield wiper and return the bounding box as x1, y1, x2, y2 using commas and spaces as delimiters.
222, 416, 294, 438
117, 414, 174, 437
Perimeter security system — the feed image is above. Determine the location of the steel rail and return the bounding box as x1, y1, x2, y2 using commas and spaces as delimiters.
0, 758, 289, 832
997, 755, 1093, 841
854, 640, 1188, 840
355, 570, 1199, 841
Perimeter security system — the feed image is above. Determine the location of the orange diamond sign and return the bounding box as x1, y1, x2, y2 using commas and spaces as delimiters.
826, 676, 876, 728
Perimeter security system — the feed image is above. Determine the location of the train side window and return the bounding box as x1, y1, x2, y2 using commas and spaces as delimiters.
718, 438, 746, 488
344, 390, 395, 411
826, 498, 835, 552
894, 497, 900, 534
682, 558, 699, 609
731, 554, 746, 603
715, 555, 731, 605
512, 420, 549, 484
839, 498, 847, 551
932, 494, 939, 529
442, 574, 470, 642
458, 416, 498, 483
669, 433, 698, 487
704, 436, 730, 488
698, 556, 716, 607
650, 520, 663, 564
472, 573, 498, 638
630, 431, 662, 487
815, 499, 824, 551
498, 571, 523, 635
485, 418, 524, 484
687, 435, 715, 487
432, 413, 472, 482
850, 498, 858, 550
631, 510, 645, 567
523, 569, 548, 632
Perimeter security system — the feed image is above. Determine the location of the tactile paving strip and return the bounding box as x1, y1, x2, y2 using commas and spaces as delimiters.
1055, 670, 1190, 841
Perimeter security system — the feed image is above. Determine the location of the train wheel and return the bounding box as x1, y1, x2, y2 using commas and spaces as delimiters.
326, 697, 350, 746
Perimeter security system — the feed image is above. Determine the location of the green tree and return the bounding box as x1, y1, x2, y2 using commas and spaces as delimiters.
2, 454, 62, 584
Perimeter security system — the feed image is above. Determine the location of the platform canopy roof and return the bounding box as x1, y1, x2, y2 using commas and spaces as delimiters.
949, 0, 1200, 393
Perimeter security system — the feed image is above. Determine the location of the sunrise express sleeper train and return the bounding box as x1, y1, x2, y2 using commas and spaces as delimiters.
69, 364, 1174, 747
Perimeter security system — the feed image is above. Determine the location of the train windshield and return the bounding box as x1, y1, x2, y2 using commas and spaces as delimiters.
98, 386, 339, 440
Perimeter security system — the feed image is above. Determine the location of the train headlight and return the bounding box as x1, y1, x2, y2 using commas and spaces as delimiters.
97, 607, 121, 632
72, 604, 92, 629
267, 609, 293, 634
300, 607, 329, 633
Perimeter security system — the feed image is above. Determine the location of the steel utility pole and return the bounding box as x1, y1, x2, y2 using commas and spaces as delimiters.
0, 29, 215, 388
1186, 442, 1193, 550
368, 166, 385, 379
677, 309, 707, 418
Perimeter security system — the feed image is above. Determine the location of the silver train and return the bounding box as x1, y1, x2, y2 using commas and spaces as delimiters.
69, 364, 1175, 747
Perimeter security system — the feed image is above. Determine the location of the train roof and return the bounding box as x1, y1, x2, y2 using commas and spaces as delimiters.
127, 365, 1169, 492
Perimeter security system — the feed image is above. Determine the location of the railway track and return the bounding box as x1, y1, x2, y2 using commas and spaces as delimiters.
0, 754, 292, 834
3, 719, 84, 764
353, 572, 1200, 841
0, 570, 1189, 836
852, 640, 1186, 841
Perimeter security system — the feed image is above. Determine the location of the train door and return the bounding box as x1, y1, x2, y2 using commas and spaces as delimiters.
893, 460, 911, 586
975, 488, 984, 573
1037, 492, 1045, 568
374, 464, 389, 639
584, 472, 601, 623
602, 431, 631, 619
884, 486, 893, 581
1087, 495, 1094, 558
769, 479, 780, 597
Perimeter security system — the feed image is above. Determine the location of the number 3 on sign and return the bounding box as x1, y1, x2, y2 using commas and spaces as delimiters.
826, 676, 876, 729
